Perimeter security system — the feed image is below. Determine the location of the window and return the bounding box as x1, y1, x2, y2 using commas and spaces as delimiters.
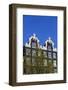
25, 57, 31, 65
48, 60, 52, 63
38, 50, 41, 56
53, 60, 57, 67
44, 59, 47, 66
32, 58, 36, 66
32, 42, 36, 48
26, 48, 31, 56
32, 50, 36, 56
43, 51, 47, 57
48, 45, 52, 51
53, 53, 56, 59
48, 52, 52, 58
48, 60, 53, 67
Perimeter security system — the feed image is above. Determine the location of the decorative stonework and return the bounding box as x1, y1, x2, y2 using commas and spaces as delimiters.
45, 37, 54, 48
25, 33, 57, 51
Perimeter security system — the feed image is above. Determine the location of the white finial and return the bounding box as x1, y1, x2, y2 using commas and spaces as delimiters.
49, 37, 51, 42
38, 39, 39, 42
33, 33, 36, 37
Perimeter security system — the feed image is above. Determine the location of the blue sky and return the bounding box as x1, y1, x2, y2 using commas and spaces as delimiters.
23, 15, 57, 48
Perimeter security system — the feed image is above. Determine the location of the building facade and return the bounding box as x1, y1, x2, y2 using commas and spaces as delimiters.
23, 34, 57, 74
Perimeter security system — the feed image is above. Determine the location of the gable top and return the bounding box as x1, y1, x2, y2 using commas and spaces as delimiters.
29, 33, 39, 43
45, 37, 54, 48
25, 34, 57, 51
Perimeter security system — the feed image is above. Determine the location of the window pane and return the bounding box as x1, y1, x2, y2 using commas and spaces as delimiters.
26, 57, 31, 65
26, 48, 31, 56
48, 60, 52, 63
53, 53, 56, 59
43, 51, 47, 57
44, 59, 47, 66
48, 60, 53, 67
32, 58, 36, 66
48, 46, 52, 51
38, 51, 41, 56
32, 50, 36, 56
53, 60, 56, 67
48, 52, 52, 58
32, 42, 36, 48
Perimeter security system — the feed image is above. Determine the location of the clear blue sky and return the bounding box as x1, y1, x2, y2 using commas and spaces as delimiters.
23, 15, 57, 48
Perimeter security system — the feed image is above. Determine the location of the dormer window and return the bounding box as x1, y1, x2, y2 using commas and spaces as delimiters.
47, 44, 52, 51
31, 41, 36, 48
45, 37, 54, 51
26, 33, 40, 48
